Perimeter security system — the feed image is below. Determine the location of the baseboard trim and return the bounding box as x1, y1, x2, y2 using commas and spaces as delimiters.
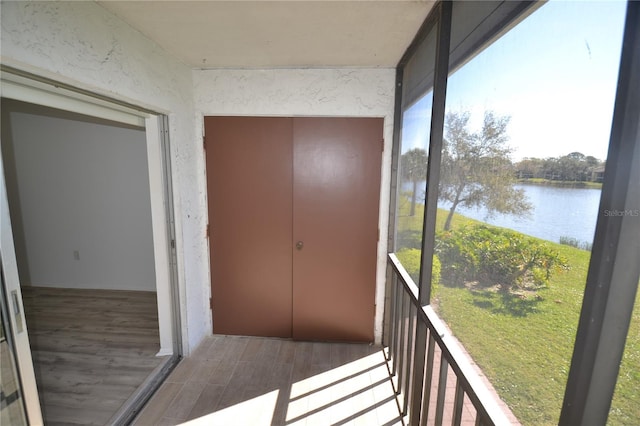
155, 347, 173, 357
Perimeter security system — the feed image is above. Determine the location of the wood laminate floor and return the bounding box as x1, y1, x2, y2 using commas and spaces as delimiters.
133, 335, 404, 426
22, 286, 167, 426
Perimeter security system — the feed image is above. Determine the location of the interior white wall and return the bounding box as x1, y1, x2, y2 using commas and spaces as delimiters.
193, 68, 395, 344
1, 1, 207, 354
4, 109, 156, 291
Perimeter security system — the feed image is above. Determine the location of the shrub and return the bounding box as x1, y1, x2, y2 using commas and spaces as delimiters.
433, 229, 479, 286
436, 225, 568, 293
395, 248, 441, 293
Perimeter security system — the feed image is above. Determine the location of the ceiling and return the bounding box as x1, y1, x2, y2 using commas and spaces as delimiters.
97, 1, 435, 69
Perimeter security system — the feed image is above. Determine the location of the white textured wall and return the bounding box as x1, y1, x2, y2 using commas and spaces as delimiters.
5, 111, 156, 291
193, 68, 395, 343
1, 1, 208, 354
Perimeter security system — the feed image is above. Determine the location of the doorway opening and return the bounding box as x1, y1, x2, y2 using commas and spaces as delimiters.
1, 76, 181, 423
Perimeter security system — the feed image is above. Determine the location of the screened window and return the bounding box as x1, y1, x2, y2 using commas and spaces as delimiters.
433, 2, 626, 423
387, 1, 637, 424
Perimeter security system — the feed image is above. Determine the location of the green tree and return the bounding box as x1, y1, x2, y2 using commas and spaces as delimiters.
400, 148, 428, 216
520, 152, 604, 183
439, 111, 532, 230
514, 157, 545, 179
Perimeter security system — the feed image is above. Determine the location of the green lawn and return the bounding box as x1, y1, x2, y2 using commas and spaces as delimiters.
396, 202, 639, 424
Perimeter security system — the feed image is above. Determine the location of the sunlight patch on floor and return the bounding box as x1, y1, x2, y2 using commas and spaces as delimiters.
287, 352, 400, 425
180, 389, 280, 425
160, 339, 403, 426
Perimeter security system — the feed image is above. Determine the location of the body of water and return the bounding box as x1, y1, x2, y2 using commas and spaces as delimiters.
439, 184, 602, 245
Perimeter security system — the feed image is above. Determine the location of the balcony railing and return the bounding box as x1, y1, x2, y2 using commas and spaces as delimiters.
385, 253, 511, 426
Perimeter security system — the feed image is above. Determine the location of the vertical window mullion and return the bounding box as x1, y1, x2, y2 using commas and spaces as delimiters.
409, 3, 453, 425
418, 1, 452, 309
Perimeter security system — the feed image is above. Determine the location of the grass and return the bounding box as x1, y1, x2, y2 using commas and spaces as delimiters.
436, 242, 586, 425
396, 200, 639, 424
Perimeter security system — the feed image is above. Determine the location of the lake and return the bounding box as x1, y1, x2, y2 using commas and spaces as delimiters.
437, 184, 602, 246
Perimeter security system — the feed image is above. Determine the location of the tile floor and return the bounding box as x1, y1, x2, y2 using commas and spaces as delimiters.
132, 335, 404, 426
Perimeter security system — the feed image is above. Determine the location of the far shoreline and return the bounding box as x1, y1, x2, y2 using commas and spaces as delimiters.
516, 178, 602, 190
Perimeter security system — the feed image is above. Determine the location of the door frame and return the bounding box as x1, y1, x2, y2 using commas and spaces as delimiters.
0, 156, 42, 425
0, 65, 183, 420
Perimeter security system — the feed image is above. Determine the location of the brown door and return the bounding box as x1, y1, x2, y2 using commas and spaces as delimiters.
292, 118, 381, 341
205, 116, 293, 337
206, 116, 382, 342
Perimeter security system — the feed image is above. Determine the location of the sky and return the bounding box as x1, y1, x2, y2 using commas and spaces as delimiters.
402, 0, 628, 162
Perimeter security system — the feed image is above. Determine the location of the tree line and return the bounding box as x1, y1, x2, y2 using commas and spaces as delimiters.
514, 153, 605, 183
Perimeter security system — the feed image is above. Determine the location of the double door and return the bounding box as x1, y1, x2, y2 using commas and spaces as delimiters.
205, 116, 382, 342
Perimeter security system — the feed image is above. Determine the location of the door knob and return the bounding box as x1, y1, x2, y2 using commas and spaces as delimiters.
296, 241, 304, 250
